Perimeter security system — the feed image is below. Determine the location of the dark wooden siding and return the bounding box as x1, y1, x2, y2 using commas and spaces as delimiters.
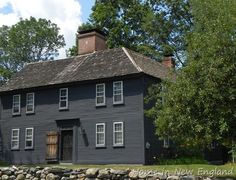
142, 75, 166, 164
0, 77, 145, 164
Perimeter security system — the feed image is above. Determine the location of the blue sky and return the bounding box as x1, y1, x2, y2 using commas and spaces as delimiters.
0, 0, 96, 58
80, 0, 95, 23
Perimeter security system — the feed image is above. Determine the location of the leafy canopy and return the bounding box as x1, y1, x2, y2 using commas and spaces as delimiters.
0, 17, 65, 80
146, 0, 236, 149
68, 0, 192, 66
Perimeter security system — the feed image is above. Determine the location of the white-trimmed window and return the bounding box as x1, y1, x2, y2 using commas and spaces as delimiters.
96, 84, 105, 106
26, 93, 35, 113
113, 122, 124, 146
11, 129, 20, 150
59, 88, 68, 109
113, 81, 123, 104
163, 137, 169, 148
12, 95, 21, 115
25, 128, 34, 149
96, 123, 105, 147
210, 141, 216, 149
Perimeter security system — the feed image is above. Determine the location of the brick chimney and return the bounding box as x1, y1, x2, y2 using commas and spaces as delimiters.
78, 29, 107, 55
162, 55, 175, 69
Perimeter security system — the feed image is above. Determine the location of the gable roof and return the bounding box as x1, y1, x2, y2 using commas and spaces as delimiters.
0, 47, 174, 92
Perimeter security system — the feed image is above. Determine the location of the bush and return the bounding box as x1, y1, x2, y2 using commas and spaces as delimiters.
156, 157, 208, 165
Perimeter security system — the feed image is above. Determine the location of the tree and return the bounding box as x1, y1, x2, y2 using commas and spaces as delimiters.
0, 17, 65, 80
68, 0, 192, 65
146, 0, 236, 153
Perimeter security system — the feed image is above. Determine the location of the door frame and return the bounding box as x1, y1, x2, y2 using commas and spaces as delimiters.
56, 118, 80, 164
59, 128, 73, 163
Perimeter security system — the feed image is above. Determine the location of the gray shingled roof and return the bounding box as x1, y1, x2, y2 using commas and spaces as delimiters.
0, 47, 174, 92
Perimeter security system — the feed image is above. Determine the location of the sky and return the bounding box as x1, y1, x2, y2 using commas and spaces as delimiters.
0, 0, 95, 59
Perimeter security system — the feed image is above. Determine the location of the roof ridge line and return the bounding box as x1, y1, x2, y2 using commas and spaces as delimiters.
122, 47, 142, 72
77, 51, 96, 57
50, 55, 91, 84
26, 60, 52, 65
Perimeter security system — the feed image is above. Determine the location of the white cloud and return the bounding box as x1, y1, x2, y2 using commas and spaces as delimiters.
0, 0, 82, 59
0, 0, 9, 8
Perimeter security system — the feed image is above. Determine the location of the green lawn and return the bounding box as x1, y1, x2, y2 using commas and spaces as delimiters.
52, 163, 236, 177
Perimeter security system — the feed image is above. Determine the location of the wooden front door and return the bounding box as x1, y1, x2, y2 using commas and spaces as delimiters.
60, 130, 73, 161
46, 132, 59, 161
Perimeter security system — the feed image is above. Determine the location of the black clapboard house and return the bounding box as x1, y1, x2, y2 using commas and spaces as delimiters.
0, 29, 225, 164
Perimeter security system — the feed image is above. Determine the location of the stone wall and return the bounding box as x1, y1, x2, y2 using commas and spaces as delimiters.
0, 166, 228, 180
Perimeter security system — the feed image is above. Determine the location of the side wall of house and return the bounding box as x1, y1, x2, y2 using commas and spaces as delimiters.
142, 75, 170, 164
0, 77, 145, 164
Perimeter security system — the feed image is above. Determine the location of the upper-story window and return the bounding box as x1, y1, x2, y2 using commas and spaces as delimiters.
59, 88, 68, 110
113, 81, 123, 104
12, 95, 21, 115
26, 93, 35, 114
25, 127, 34, 149
96, 83, 105, 106
113, 122, 124, 146
11, 129, 20, 150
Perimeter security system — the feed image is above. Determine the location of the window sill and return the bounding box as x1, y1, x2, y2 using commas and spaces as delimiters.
95, 146, 106, 149
25, 148, 34, 151
113, 102, 124, 106
59, 108, 69, 111
95, 104, 106, 108
113, 145, 125, 148
11, 148, 20, 151
26, 111, 35, 115
12, 113, 21, 117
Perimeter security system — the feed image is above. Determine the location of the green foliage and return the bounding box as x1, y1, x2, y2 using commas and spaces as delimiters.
0, 16, 65, 80
66, 45, 78, 57
69, 0, 192, 65
0, 161, 10, 166
146, 0, 236, 152
228, 144, 236, 163
156, 157, 208, 165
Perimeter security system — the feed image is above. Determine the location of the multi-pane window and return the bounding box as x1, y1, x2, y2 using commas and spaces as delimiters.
11, 129, 20, 150
12, 95, 21, 115
25, 128, 34, 149
59, 88, 68, 109
26, 93, 35, 113
113, 81, 123, 104
96, 84, 105, 106
211, 141, 216, 149
96, 123, 105, 147
163, 137, 169, 148
113, 122, 124, 146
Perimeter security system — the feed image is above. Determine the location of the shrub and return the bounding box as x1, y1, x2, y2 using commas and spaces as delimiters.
156, 157, 208, 165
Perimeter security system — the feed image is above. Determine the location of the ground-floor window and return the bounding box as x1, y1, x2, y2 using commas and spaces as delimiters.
163, 137, 169, 148
96, 123, 105, 147
11, 129, 20, 150
113, 122, 124, 146
25, 128, 34, 149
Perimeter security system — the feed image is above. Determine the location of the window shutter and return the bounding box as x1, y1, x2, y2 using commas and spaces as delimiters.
46, 131, 59, 161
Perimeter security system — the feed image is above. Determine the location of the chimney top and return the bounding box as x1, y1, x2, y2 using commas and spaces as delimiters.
162, 55, 175, 69
77, 29, 107, 55
78, 28, 107, 36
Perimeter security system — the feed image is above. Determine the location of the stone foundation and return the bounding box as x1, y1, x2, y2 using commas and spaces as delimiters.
0, 166, 231, 180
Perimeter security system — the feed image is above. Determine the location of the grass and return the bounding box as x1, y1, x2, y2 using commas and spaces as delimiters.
46, 163, 236, 177
0, 161, 10, 166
